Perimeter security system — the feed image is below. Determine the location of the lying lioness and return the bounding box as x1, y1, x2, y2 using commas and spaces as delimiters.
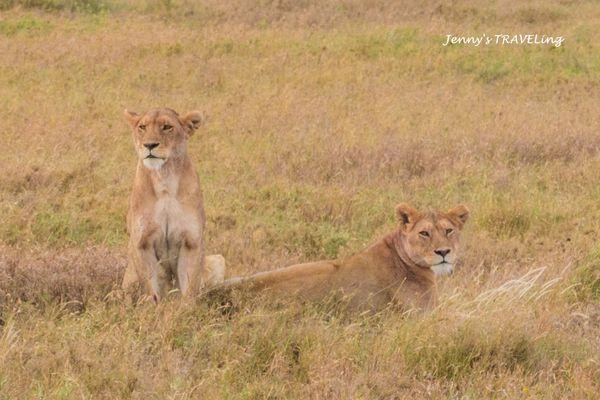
222, 203, 469, 310
121, 107, 223, 301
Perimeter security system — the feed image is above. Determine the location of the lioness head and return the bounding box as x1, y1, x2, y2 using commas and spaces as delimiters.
395, 203, 469, 276
124, 108, 203, 169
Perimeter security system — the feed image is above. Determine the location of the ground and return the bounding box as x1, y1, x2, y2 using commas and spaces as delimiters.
0, 0, 599, 398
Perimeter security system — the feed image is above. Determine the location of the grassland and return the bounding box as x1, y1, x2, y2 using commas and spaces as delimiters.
0, 0, 599, 398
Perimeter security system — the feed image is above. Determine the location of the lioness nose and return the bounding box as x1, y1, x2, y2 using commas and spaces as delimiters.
435, 248, 451, 257
144, 143, 159, 150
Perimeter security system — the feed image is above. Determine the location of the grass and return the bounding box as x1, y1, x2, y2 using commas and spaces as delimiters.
0, 0, 599, 398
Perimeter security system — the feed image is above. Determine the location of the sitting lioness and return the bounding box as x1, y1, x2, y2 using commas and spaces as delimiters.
121, 107, 223, 301
222, 203, 469, 310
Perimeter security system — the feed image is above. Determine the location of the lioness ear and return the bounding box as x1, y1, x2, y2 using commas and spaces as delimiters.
447, 205, 469, 228
181, 111, 203, 135
396, 203, 421, 231
123, 109, 141, 128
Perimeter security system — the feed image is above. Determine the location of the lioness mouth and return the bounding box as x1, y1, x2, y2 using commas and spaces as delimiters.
146, 154, 161, 159
431, 262, 453, 276
434, 261, 451, 266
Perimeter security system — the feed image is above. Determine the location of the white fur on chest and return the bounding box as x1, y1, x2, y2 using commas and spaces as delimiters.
155, 197, 181, 238
153, 194, 198, 244
136, 170, 201, 265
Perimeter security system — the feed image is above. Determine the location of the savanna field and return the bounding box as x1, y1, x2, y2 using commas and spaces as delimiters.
0, 0, 599, 398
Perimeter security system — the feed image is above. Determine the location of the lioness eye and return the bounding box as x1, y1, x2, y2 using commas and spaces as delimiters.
419, 231, 430, 238
446, 228, 454, 235
163, 124, 173, 131
138, 124, 146, 131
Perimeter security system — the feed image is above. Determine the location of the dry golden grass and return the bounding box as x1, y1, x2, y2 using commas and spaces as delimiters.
0, 0, 599, 398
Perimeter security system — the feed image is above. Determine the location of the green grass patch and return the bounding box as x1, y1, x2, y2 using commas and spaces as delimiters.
0, 0, 109, 13
0, 16, 52, 36
31, 210, 96, 246
404, 321, 577, 381
479, 205, 532, 238
570, 246, 600, 303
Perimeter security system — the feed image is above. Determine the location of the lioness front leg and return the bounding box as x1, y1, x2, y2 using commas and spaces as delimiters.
176, 241, 204, 296
132, 244, 170, 302
121, 258, 139, 293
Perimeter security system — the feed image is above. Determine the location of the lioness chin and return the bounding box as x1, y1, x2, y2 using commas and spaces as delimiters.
222, 203, 469, 311
121, 107, 223, 301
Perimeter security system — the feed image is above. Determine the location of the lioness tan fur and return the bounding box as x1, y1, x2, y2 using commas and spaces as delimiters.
222, 204, 469, 310
121, 107, 222, 301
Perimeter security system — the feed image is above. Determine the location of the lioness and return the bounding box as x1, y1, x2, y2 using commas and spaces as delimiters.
222, 203, 469, 310
122, 107, 222, 301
